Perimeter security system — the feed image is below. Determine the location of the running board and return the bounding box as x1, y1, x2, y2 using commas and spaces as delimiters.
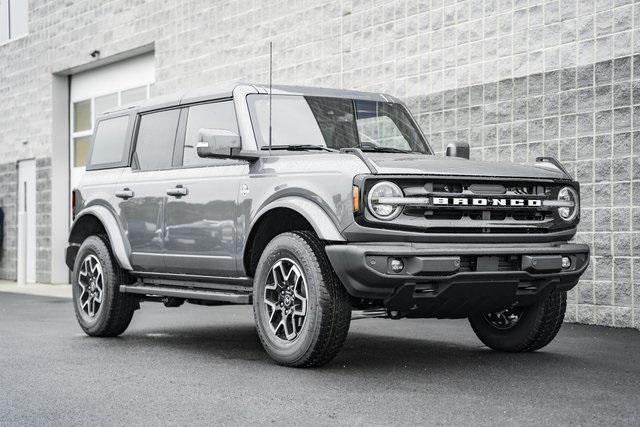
120, 284, 252, 304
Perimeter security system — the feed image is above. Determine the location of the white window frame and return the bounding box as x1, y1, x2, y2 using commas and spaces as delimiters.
70, 84, 151, 178
0, 0, 29, 45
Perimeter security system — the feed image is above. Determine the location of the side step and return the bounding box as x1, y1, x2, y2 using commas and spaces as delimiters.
120, 284, 252, 304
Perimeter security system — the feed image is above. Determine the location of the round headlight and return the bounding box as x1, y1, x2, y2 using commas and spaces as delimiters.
368, 181, 403, 220
557, 186, 579, 221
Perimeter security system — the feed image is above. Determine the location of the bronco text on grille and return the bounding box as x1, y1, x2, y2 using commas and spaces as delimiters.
431, 197, 543, 207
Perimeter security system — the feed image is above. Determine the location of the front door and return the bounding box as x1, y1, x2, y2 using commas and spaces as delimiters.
116, 108, 181, 272
163, 100, 247, 277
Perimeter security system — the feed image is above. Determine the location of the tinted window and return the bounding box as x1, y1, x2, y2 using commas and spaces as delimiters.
134, 109, 180, 170
90, 116, 130, 167
182, 101, 239, 167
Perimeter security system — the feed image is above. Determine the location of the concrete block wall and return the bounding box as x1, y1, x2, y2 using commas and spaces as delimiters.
410, 54, 639, 327
35, 157, 51, 284
0, 162, 17, 280
0, 0, 638, 327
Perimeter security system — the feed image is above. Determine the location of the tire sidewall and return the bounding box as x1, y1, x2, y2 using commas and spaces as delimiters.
72, 236, 117, 335
253, 234, 325, 365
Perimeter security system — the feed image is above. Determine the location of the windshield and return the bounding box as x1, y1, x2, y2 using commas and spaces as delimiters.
246, 94, 432, 154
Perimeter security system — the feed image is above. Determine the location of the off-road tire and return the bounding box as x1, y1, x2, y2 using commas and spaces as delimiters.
253, 231, 351, 367
72, 235, 137, 337
468, 290, 567, 352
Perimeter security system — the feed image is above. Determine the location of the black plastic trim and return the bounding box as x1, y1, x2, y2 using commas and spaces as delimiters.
120, 284, 251, 304
325, 241, 590, 301
130, 271, 253, 287
342, 221, 577, 244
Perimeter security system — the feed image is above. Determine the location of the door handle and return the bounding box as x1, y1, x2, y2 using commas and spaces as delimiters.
166, 185, 189, 197
115, 188, 134, 199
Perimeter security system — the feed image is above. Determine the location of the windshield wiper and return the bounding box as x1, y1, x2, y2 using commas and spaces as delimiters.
358, 144, 413, 154
261, 144, 338, 152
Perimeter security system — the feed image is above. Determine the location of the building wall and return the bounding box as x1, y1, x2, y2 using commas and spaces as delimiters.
0, 161, 17, 279
0, 0, 638, 327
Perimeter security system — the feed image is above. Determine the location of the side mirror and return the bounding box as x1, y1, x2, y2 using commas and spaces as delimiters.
195, 128, 261, 161
196, 128, 241, 155
445, 142, 470, 160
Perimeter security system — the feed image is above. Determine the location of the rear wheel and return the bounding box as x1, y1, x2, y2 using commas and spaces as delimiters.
253, 231, 351, 367
72, 235, 137, 337
468, 290, 567, 352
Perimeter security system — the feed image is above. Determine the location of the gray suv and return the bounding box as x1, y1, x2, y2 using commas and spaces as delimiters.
67, 83, 589, 367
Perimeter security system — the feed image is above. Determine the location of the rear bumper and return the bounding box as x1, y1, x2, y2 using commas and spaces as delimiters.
325, 241, 590, 318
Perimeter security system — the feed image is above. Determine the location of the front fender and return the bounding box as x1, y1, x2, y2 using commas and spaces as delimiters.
69, 206, 132, 271
250, 196, 345, 242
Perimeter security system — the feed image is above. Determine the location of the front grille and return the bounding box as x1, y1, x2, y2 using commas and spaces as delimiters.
403, 181, 550, 222
404, 208, 550, 222
361, 177, 573, 234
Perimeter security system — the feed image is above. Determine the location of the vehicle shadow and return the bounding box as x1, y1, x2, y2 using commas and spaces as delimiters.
89, 315, 582, 374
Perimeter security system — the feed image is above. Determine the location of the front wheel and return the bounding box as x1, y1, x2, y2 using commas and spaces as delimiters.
253, 231, 351, 367
468, 290, 567, 352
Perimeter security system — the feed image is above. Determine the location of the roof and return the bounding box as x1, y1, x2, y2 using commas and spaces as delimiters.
102, 81, 400, 116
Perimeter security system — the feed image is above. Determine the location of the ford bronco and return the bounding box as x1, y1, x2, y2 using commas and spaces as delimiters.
67, 83, 589, 367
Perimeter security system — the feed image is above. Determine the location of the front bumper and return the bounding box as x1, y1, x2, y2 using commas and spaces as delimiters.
325, 241, 590, 319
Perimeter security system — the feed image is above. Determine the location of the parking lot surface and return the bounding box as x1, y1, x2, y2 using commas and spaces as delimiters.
0, 292, 638, 425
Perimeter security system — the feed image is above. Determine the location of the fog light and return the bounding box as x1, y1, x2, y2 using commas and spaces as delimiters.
561, 256, 571, 269
390, 258, 404, 273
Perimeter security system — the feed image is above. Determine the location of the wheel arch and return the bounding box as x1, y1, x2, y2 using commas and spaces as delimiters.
68, 206, 132, 271
243, 197, 345, 277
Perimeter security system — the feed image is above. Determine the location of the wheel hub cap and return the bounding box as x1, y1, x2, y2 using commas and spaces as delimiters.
263, 258, 308, 341
77, 254, 104, 318
483, 307, 524, 330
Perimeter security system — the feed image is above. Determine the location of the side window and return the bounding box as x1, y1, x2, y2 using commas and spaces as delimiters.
182, 100, 239, 167
134, 109, 180, 170
89, 115, 130, 167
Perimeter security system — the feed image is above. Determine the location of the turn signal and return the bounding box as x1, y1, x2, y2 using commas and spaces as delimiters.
353, 186, 360, 213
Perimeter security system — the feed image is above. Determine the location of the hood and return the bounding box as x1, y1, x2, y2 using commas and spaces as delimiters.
364, 153, 570, 180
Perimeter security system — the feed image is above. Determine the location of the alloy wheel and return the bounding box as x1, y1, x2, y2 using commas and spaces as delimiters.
77, 254, 105, 318
263, 258, 308, 341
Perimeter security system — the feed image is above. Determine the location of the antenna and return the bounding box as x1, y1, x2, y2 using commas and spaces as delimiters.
268, 41, 273, 155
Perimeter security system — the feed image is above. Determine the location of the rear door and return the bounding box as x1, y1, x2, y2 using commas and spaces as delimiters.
162, 99, 249, 277
116, 108, 181, 272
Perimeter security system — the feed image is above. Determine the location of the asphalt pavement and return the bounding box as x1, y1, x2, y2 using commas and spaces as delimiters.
0, 292, 638, 426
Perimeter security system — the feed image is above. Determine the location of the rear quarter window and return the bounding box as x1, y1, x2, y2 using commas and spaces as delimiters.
88, 115, 131, 168
133, 109, 181, 171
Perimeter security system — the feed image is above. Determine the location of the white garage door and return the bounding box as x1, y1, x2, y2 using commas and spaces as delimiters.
70, 53, 155, 191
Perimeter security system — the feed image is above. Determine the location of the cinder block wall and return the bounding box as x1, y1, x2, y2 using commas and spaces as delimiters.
0, 0, 638, 328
